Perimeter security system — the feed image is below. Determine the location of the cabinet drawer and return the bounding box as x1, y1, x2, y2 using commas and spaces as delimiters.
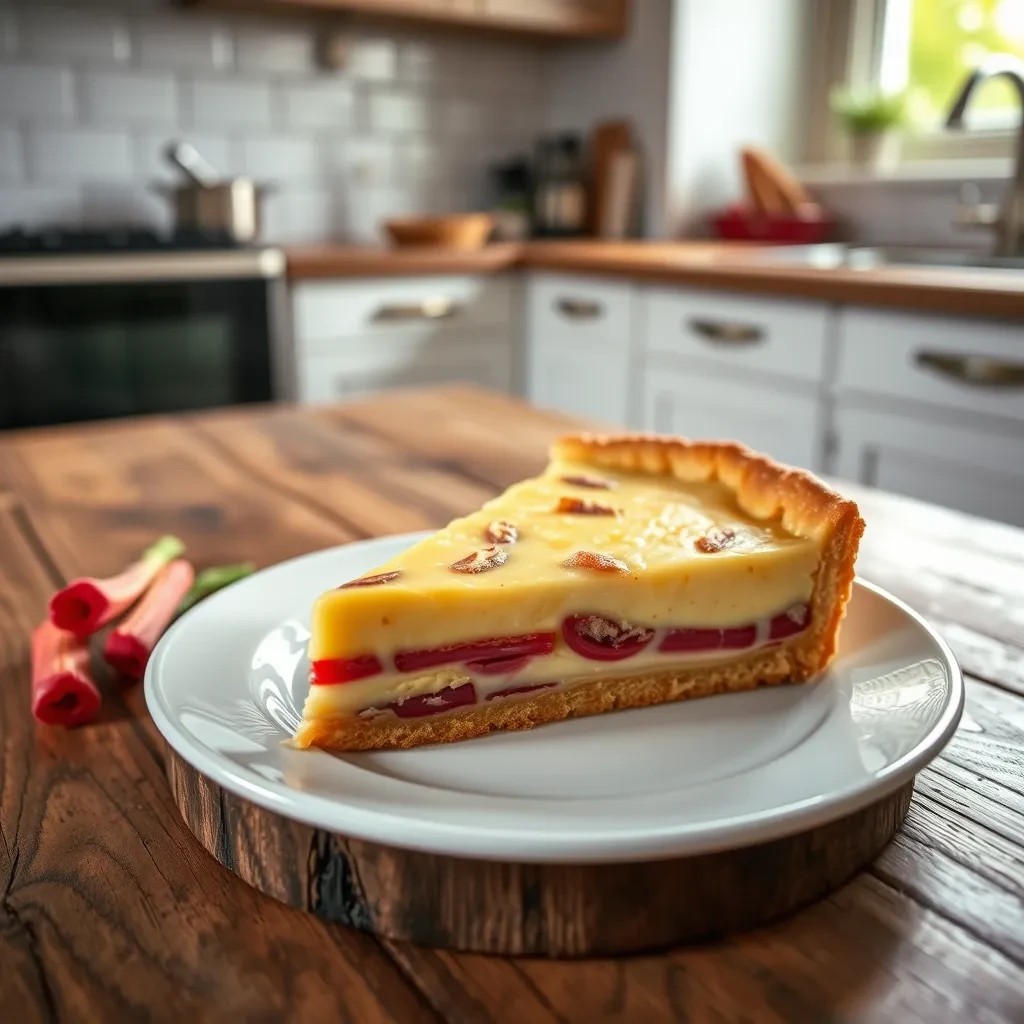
293, 275, 514, 347
642, 365, 825, 470
298, 336, 512, 404
837, 308, 1024, 424
644, 288, 831, 384
528, 273, 633, 351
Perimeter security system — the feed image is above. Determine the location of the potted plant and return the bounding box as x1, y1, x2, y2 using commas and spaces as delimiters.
830, 87, 907, 170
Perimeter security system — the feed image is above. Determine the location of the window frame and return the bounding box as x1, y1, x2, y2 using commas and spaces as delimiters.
806, 0, 1019, 167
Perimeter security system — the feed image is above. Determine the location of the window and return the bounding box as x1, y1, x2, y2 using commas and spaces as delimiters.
805, 0, 1024, 165
881, 0, 1024, 132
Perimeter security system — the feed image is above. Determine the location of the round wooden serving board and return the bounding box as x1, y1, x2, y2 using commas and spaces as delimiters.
166, 749, 913, 957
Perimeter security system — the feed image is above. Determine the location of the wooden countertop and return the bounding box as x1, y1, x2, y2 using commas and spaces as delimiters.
286, 240, 1024, 320
2, 386, 1023, 1022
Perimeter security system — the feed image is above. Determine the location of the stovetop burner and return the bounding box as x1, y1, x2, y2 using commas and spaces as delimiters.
0, 227, 247, 255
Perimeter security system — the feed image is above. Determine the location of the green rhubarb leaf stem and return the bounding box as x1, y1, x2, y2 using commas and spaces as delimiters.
176, 562, 256, 617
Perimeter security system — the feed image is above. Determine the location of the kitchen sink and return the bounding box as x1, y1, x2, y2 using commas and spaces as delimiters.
749, 243, 1024, 272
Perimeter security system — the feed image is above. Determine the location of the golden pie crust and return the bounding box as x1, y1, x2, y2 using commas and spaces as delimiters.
294, 433, 865, 752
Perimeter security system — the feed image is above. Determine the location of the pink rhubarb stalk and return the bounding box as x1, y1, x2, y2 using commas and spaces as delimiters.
49, 535, 185, 638
31, 622, 101, 727
104, 559, 195, 681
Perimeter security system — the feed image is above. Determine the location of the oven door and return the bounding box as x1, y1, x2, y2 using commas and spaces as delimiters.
0, 250, 287, 431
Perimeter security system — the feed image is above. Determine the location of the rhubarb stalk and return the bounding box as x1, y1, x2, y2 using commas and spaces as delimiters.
50, 535, 185, 638
104, 559, 195, 681
31, 622, 101, 727
176, 562, 255, 617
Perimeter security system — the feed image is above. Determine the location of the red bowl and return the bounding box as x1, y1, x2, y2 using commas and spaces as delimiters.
711, 206, 834, 244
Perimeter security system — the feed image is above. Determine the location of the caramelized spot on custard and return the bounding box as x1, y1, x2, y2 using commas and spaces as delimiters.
555, 496, 619, 516
484, 519, 519, 544
339, 570, 402, 588
450, 545, 509, 574
695, 527, 737, 554
561, 550, 629, 573
560, 473, 615, 490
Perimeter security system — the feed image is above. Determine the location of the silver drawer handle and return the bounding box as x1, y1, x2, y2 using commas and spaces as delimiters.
915, 351, 1024, 388
555, 297, 604, 320
688, 318, 764, 344
371, 298, 460, 322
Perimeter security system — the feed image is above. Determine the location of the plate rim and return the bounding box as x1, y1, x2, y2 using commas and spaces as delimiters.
145, 534, 965, 864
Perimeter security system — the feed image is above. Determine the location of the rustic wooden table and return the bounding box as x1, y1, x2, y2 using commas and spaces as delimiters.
1, 387, 1022, 1023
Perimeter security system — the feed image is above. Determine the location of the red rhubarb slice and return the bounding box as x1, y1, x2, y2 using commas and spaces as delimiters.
465, 654, 532, 676
50, 535, 185, 638
487, 682, 558, 701
769, 604, 810, 640
562, 614, 655, 661
395, 633, 555, 673
311, 654, 384, 685
380, 682, 477, 719
659, 623, 757, 652
103, 559, 195, 681
31, 622, 101, 727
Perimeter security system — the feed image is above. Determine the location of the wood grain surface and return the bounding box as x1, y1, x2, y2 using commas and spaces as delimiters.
1, 386, 1023, 1021
284, 241, 1024, 321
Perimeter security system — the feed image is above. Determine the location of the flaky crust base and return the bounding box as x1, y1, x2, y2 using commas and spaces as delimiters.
296, 433, 865, 753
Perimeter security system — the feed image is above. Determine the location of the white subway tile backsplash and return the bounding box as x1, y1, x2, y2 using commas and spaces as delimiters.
281, 78, 354, 130
82, 70, 178, 125
347, 38, 398, 81
0, 127, 23, 180
133, 131, 234, 182
188, 78, 273, 129
0, 186, 80, 230
27, 128, 133, 181
261, 186, 339, 243
23, 5, 130, 64
235, 23, 316, 75
328, 136, 396, 187
367, 89, 429, 133
239, 134, 320, 180
133, 12, 233, 71
0, 64, 75, 119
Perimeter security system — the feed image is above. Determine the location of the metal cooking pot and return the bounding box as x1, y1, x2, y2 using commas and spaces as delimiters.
155, 141, 273, 244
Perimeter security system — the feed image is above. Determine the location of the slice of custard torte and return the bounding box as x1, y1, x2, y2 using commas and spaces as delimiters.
294, 434, 865, 752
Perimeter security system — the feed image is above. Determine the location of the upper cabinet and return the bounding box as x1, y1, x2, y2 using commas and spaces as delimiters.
187, 0, 629, 40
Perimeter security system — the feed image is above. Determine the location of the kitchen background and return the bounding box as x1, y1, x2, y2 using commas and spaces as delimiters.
1, 0, 1023, 526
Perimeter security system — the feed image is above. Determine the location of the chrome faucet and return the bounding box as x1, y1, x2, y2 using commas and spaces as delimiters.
946, 55, 1024, 257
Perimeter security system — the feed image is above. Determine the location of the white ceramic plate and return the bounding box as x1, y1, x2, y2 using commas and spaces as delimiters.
146, 532, 963, 864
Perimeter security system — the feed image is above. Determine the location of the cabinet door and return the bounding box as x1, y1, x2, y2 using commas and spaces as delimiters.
834, 405, 1024, 526
526, 273, 635, 426
643, 365, 825, 470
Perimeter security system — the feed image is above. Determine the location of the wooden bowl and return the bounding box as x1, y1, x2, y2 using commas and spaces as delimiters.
383, 213, 495, 250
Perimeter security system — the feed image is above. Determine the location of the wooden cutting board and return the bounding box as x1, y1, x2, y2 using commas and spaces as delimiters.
589, 119, 634, 236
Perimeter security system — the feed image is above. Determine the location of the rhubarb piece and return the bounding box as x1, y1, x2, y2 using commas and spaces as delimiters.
659, 623, 757, 652
103, 559, 195, 681
49, 535, 185, 638
450, 546, 508, 574
311, 654, 383, 685
560, 473, 614, 489
487, 682, 558, 701
484, 519, 519, 544
562, 614, 655, 661
561, 550, 629, 573
395, 633, 556, 673
176, 562, 255, 616
769, 604, 810, 640
31, 622, 101, 727
380, 682, 477, 719
695, 527, 737, 553
555, 496, 619, 516
340, 570, 403, 589
465, 654, 531, 675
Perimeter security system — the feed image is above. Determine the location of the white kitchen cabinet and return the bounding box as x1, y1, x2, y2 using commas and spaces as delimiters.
834, 405, 1024, 526
642, 364, 826, 470
292, 275, 518, 403
525, 273, 636, 426
833, 307, 1024, 524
